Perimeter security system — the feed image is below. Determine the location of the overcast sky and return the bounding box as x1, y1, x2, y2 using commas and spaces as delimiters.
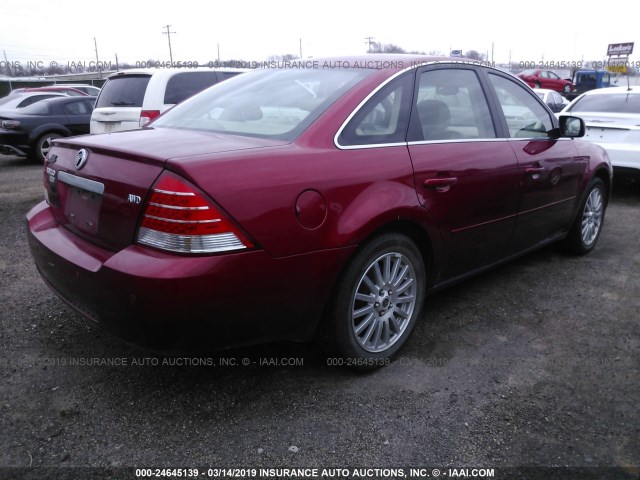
1, 0, 637, 68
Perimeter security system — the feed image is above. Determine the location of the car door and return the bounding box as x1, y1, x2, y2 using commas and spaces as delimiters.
62, 99, 93, 135
547, 71, 564, 92
486, 72, 586, 252
407, 66, 520, 281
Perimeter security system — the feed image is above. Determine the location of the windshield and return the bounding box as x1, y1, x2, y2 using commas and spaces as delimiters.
152, 68, 372, 140
569, 93, 640, 114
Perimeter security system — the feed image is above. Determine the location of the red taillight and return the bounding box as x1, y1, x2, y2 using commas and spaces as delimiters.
136, 173, 253, 254
139, 110, 160, 127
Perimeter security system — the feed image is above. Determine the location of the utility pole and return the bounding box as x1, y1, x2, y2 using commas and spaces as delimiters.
2, 50, 11, 77
163, 25, 176, 65
364, 37, 375, 53
299, 38, 302, 59
94, 37, 102, 78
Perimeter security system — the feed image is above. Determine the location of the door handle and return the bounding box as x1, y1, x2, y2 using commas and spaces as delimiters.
423, 177, 457, 192
526, 166, 545, 180
424, 177, 458, 188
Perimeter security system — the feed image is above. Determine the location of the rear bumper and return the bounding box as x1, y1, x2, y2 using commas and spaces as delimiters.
591, 142, 640, 170
0, 130, 29, 156
27, 201, 353, 351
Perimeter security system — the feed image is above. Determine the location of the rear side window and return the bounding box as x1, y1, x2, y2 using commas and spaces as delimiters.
96, 75, 150, 108
164, 72, 219, 105
339, 73, 413, 146
20, 101, 51, 114
63, 100, 91, 115
411, 69, 496, 141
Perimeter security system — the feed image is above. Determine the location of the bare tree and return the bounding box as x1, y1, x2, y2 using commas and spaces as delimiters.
464, 50, 486, 61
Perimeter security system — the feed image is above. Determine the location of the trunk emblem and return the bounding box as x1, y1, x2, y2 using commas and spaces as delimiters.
75, 149, 89, 170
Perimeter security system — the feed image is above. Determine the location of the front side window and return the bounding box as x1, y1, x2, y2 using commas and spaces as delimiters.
410, 68, 495, 141
153, 68, 371, 141
488, 73, 555, 138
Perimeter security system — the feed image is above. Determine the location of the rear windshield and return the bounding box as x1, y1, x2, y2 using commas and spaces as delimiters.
152, 68, 372, 141
96, 75, 151, 108
569, 93, 640, 114
20, 101, 51, 114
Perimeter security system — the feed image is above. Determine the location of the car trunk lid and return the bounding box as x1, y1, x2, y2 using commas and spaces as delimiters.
43, 128, 286, 251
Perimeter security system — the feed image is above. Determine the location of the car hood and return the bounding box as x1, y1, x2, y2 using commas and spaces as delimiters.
57, 127, 289, 162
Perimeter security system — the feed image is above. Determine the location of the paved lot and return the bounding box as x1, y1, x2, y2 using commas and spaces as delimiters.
0, 155, 638, 479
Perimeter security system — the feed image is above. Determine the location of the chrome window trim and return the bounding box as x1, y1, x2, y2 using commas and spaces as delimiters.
333, 60, 519, 151
58, 171, 105, 195
407, 138, 508, 146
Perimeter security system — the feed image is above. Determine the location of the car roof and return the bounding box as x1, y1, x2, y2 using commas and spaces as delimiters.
579, 85, 640, 96
105, 55, 499, 79
106, 67, 252, 79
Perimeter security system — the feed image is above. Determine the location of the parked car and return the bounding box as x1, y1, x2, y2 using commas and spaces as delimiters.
27, 56, 611, 368
518, 69, 576, 93
10, 86, 89, 96
55, 84, 102, 96
0, 91, 65, 111
90, 68, 246, 133
0, 96, 95, 161
533, 88, 568, 112
560, 86, 640, 173
564, 70, 617, 101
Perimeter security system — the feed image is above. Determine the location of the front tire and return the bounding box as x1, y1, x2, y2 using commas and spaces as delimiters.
325, 233, 426, 369
564, 178, 607, 254
33, 132, 63, 162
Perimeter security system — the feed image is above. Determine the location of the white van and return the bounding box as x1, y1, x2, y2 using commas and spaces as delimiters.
90, 68, 245, 134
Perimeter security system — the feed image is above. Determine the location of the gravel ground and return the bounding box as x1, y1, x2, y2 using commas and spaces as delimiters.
0, 155, 638, 480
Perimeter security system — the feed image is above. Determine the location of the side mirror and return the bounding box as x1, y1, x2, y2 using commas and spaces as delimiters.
559, 115, 585, 138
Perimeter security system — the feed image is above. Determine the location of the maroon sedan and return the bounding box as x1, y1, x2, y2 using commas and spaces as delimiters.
518, 69, 576, 93
27, 55, 611, 368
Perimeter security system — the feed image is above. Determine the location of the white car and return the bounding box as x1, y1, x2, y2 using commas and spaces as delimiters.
0, 91, 65, 111
90, 68, 246, 134
559, 86, 640, 172
533, 88, 570, 112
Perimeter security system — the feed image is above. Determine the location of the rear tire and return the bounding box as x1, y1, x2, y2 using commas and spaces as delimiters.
323, 233, 426, 370
33, 132, 63, 163
563, 178, 606, 255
